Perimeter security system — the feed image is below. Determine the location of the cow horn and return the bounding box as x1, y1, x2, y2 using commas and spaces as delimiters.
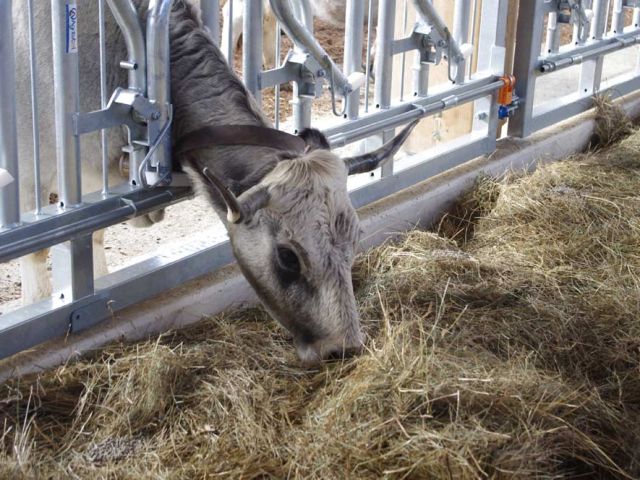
343, 119, 419, 175
202, 167, 243, 223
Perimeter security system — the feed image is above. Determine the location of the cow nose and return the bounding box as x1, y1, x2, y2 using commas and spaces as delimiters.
296, 337, 364, 365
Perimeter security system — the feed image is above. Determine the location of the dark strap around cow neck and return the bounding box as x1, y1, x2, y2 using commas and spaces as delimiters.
173, 125, 307, 156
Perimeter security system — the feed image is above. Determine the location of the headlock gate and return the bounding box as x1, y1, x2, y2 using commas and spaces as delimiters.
0, 0, 639, 358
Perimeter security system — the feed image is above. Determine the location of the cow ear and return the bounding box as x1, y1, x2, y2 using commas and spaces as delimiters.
343, 119, 419, 175
298, 128, 330, 151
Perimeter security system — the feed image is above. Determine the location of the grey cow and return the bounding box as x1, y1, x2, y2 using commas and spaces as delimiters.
15, 0, 414, 363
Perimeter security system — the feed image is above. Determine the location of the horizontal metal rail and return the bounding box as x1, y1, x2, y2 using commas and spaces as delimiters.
0, 184, 192, 264
539, 30, 640, 73
325, 76, 504, 147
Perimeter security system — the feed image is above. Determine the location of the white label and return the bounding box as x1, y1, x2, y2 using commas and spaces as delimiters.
66, 3, 78, 54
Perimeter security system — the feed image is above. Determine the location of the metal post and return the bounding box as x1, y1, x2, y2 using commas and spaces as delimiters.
508, 1, 547, 137
0, 0, 20, 228
343, 0, 365, 119
51, 0, 94, 300
106, 0, 148, 187
52, 0, 82, 208
374, 0, 397, 176
453, 0, 471, 83
147, 0, 173, 186
98, 0, 109, 195
610, 0, 624, 35
201, 0, 221, 45
364, 0, 375, 112
580, 0, 606, 96
243, 0, 263, 104
27, 0, 42, 213
545, 11, 562, 55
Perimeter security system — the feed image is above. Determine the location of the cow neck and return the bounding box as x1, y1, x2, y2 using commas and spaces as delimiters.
173, 125, 307, 157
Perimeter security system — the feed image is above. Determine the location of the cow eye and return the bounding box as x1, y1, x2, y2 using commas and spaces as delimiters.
276, 246, 300, 273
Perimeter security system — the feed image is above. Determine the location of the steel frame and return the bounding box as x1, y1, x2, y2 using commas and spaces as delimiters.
1, 0, 637, 361
509, 0, 640, 137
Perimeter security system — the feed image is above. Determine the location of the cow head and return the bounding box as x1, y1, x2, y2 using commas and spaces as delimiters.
202, 121, 418, 364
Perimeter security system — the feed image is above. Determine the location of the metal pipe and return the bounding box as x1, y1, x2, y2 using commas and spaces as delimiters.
27, 0, 42, 213
106, 0, 146, 92
545, 11, 561, 55
399, 0, 409, 101
226, 0, 234, 69
201, 0, 221, 45
590, 0, 607, 40
610, 0, 624, 35
364, 0, 374, 112
243, 0, 263, 103
269, 0, 351, 94
274, 19, 281, 128
99, 0, 109, 195
52, 0, 82, 208
634, 5, 640, 29
343, 0, 366, 119
0, 0, 20, 228
453, 0, 471, 83
146, 0, 174, 186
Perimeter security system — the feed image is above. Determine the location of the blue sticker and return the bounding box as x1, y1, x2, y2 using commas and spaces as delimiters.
66, 3, 78, 53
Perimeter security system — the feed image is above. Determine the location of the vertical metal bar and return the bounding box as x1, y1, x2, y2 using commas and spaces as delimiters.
508, 0, 547, 137
343, 0, 365, 119
580, 0, 605, 96
201, 0, 221, 45
226, 0, 234, 69
147, 0, 173, 186
289, 0, 314, 132
27, 0, 42, 213
106, 0, 148, 187
453, 0, 471, 83
374, 0, 397, 176
243, 0, 263, 104
0, 0, 20, 228
610, 0, 623, 34
274, 19, 281, 129
98, 0, 109, 195
51, 0, 94, 300
399, 0, 409, 101
52, 0, 82, 208
633, 4, 640, 28
364, 0, 374, 112
545, 11, 561, 55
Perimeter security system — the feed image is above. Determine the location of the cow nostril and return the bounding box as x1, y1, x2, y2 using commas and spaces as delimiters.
324, 345, 362, 362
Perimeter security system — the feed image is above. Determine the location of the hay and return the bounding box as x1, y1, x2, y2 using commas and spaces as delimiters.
2, 117, 640, 478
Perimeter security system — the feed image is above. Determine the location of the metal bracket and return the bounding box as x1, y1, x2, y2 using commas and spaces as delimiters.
556, 0, 593, 44
73, 87, 161, 136
70, 294, 114, 333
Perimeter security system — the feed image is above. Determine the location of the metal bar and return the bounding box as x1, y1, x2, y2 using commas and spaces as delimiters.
106, 0, 148, 187
508, 0, 548, 138
412, 0, 464, 61
545, 11, 562, 54
98, 0, 109, 195
326, 77, 505, 147
226, 0, 234, 68
364, 0, 374, 112
274, 19, 281, 128
399, 0, 409, 101
539, 31, 640, 73
269, 0, 351, 93
0, 186, 192, 264
611, 0, 624, 34
52, 0, 82, 208
0, 0, 20, 228
243, 0, 263, 103
201, 0, 221, 45
27, 0, 42, 214
453, 0, 472, 83
146, 0, 174, 186
374, 0, 397, 176
51, 234, 94, 301
344, 0, 366, 119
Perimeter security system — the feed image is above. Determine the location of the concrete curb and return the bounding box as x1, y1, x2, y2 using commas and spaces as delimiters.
2, 91, 639, 381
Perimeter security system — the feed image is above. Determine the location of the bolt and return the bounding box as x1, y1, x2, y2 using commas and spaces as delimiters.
317, 69, 326, 78
151, 111, 161, 120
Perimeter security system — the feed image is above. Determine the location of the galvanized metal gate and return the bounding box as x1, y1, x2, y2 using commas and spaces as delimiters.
0, 0, 638, 359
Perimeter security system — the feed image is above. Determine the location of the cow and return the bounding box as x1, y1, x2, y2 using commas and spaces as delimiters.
13, 0, 414, 363
221, 0, 378, 68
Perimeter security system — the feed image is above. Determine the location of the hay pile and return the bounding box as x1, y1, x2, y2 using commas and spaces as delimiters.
2, 111, 640, 478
